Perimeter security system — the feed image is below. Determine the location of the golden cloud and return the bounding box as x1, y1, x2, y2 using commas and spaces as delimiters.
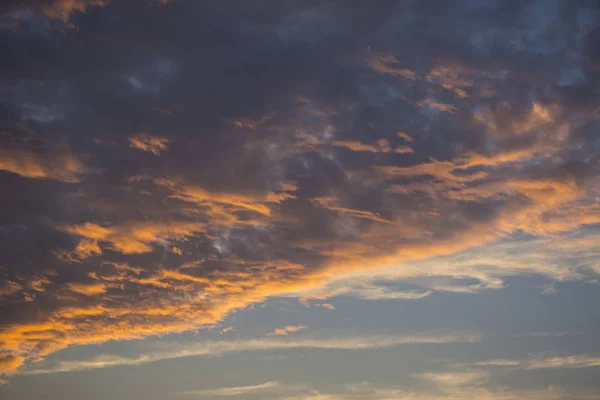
128, 134, 169, 155
0, 148, 87, 182
268, 324, 308, 336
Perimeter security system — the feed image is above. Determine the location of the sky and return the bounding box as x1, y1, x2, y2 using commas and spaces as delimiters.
1, 0, 600, 399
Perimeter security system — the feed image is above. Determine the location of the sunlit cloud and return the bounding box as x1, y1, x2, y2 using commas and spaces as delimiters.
0, 355, 24, 381
330, 139, 392, 153
59, 221, 206, 257
268, 324, 308, 336
0, 148, 87, 182
2, 0, 600, 392
128, 134, 169, 155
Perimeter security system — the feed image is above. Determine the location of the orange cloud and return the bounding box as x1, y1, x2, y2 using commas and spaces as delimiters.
67, 282, 108, 295
0, 281, 22, 297
0, 355, 24, 383
268, 324, 308, 336
62, 221, 205, 258
378, 158, 488, 184
0, 148, 87, 182
128, 134, 169, 155
331, 138, 391, 153
311, 196, 391, 224
1, 99, 597, 386
152, 177, 296, 219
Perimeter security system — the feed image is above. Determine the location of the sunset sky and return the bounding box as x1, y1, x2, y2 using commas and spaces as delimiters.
1, 1, 600, 399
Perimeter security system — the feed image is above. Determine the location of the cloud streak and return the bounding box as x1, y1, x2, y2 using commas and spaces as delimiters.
17, 332, 482, 375
173, 381, 281, 397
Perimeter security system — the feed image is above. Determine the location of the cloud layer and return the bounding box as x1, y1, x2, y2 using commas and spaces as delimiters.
1, 0, 600, 386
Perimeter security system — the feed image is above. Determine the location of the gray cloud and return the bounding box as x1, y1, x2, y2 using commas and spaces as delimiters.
1, 0, 600, 385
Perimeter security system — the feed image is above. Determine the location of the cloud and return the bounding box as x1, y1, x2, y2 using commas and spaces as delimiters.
394, 146, 413, 154
397, 132, 414, 142
271, 380, 582, 400
416, 98, 458, 113
2, 0, 110, 26
0, 148, 87, 182
268, 324, 308, 336
310, 196, 391, 224
174, 381, 281, 397
219, 326, 234, 335
525, 356, 600, 370
330, 139, 391, 153
61, 221, 205, 257
17, 332, 482, 375
286, 229, 600, 302
364, 53, 417, 79
150, 177, 295, 218
294, 134, 393, 154
418, 371, 489, 387
468, 355, 600, 371
0, 355, 24, 378
2, 0, 600, 387
67, 282, 108, 295
128, 135, 169, 155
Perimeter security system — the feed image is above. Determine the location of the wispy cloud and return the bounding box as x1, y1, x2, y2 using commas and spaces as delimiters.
173, 381, 281, 397
18, 332, 481, 375
416, 98, 458, 113
272, 380, 584, 400
128, 134, 169, 155
364, 53, 417, 79
464, 354, 600, 370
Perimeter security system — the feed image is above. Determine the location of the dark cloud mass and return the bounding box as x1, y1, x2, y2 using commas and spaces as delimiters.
1, 0, 600, 382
